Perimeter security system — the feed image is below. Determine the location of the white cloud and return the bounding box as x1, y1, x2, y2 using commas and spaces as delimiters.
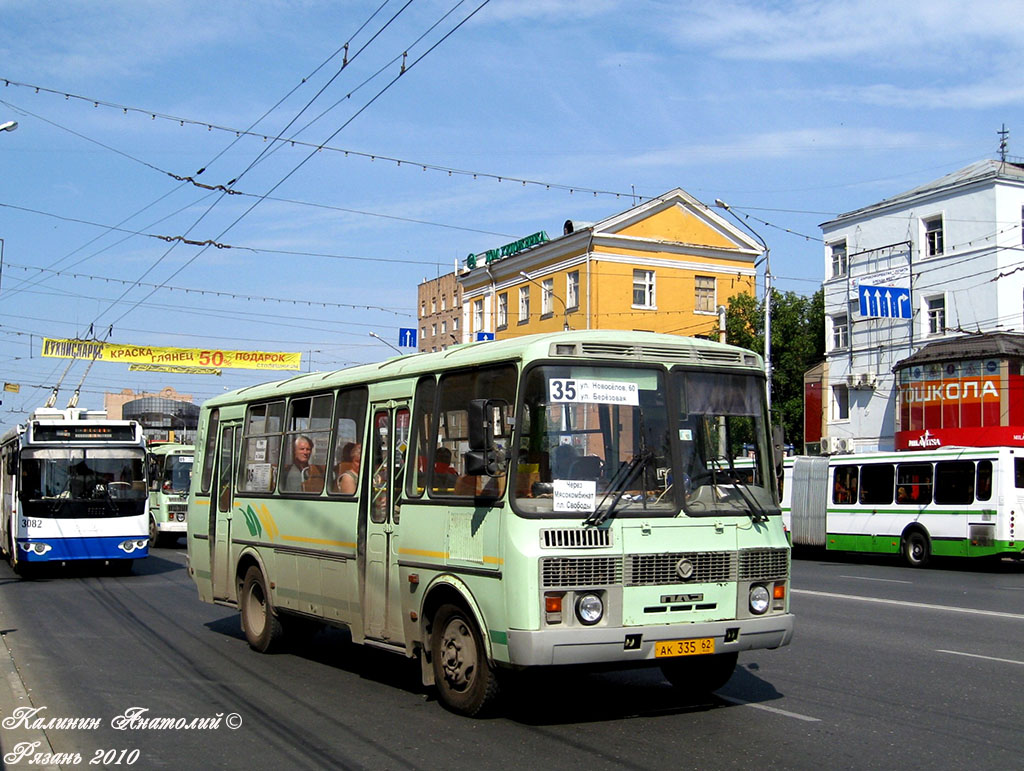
620, 127, 950, 167
670, 0, 1024, 67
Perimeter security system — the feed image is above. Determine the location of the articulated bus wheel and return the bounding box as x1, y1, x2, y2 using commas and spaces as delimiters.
430, 603, 500, 717
240, 565, 285, 653
902, 530, 931, 568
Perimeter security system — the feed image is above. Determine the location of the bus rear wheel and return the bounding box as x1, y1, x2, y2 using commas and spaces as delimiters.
902, 530, 930, 568
660, 651, 738, 695
241, 565, 284, 653
430, 603, 499, 716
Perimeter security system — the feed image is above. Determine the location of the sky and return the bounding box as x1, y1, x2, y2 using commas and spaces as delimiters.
0, 0, 1021, 430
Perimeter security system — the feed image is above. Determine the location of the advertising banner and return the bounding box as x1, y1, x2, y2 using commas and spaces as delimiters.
41, 338, 301, 371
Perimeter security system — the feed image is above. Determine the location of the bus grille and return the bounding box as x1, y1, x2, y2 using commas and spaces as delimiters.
625, 551, 736, 585
738, 548, 789, 580
540, 528, 612, 548
541, 557, 622, 588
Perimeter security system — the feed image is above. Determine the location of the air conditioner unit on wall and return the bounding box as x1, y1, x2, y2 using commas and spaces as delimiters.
845, 374, 857, 388
819, 437, 832, 454
834, 437, 852, 453
858, 373, 877, 389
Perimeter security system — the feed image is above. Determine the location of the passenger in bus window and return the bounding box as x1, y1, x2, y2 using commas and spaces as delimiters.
335, 442, 361, 495
896, 486, 909, 503
282, 435, 325, 493
433, 446, 458, 491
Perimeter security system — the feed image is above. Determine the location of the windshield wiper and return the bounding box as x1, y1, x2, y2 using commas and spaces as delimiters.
583, 449, 654, 527
705, 456, 768, 523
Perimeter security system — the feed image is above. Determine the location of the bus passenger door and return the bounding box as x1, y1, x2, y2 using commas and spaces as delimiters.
211, 423, 239, 601
363, 403, 409, 643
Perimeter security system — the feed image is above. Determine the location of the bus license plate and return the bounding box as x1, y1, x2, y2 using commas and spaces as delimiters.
654, 637, 715, 658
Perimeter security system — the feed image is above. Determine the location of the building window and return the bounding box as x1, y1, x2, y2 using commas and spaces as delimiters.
497, 292, 508, 329
453, 317, 459, 331
431, 298, 437, 313
695, 275, 716, 313
566, 270, 579, 310
831, 315, 849, 350
473, 299, 484, 331
421, 326, 426, 339
440, 321, 447, 335
633, 269, 656, 308
926, 295, 945, 336
518, 286, 530, 324
541, 278, 554, 316
833, 384, 850, 421
830, 240, 848, 278
420, 302, 425, 317
924, 216, 944, 257
430, 323, 436, 336
441, 296, 446, 311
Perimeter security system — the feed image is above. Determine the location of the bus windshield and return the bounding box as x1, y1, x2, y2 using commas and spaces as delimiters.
161, 454, 193, 493
674, 369, 776, 518
514, 364, 673, 517
19, 447, 148, 518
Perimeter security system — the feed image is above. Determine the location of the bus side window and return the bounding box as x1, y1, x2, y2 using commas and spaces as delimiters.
832, 466, 857, 504
976, 460, 992, 501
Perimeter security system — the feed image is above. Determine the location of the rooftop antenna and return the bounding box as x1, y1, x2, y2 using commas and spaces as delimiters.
998, 124, 1009, 163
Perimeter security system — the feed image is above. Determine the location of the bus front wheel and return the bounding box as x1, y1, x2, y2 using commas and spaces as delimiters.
660, 651, 738, 695
241, 566, 284, 653
430, 603, 499, 716
902, 530, 930, 568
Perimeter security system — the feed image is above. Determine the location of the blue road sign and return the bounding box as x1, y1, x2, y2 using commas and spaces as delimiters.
398, 328, 417, 347
475, 332, 495, 342
859, 284, 911, 319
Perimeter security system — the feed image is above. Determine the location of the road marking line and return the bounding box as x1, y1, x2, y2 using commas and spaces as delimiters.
936, 649, 1024, 666
792, 589, 1024, 620
718, 695, 821, 722
839, 575, 913, 584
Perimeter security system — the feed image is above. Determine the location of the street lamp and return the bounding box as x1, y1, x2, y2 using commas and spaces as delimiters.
519, 271, 570, 331
0, 121, 17, 133
368, 331, 403, 354
715, 199, 772, 413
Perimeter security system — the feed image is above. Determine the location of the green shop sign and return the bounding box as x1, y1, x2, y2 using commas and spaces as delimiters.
467, 231, 549, 269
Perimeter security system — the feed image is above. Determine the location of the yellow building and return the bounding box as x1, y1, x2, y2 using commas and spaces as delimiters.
458, 188, 762, 341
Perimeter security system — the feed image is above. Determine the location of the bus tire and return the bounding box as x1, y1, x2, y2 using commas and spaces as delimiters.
240, 565, 285, 653
660, 651, 738, 695
148, 518, 164, 548
902, 529, 930, 568
430, 603, 499, 716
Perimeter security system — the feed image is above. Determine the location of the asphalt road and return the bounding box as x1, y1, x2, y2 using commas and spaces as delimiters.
1, 544, 1022, 770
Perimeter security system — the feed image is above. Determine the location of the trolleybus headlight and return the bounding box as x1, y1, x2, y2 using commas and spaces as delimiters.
31, 542, 52, 555
749, 584, 771, 615
575, 593, 604, 625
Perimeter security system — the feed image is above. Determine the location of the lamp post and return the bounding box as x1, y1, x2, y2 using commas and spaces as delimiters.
0, 121, 17, 133
715, 199, 772, 413
519, 271, 570, 331
368, 331, 403, 354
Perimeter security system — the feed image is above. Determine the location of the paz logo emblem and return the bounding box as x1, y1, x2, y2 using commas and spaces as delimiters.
675, 558, 695, 580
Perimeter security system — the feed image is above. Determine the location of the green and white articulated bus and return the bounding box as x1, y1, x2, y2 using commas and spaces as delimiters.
782, 447, 1024, 567
186, 330, 793, 715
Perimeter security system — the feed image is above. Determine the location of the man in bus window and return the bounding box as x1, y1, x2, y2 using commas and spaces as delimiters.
282, 435, 325, 493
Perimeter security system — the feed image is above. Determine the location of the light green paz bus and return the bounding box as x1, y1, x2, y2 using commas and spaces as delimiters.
147, 442, 194, 547
186, 330, 793, 715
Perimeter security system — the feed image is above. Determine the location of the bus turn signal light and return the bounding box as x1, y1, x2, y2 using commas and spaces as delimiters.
773, 584, 786, 600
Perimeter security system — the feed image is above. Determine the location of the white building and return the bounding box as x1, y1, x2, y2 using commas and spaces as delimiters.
819, 160, 1024, 452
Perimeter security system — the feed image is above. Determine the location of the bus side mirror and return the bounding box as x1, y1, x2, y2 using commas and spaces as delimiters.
772, 425, 785, 473
466, 398, 508, 476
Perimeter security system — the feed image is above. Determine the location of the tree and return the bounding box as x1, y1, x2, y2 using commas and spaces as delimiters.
713, 289, 824, 450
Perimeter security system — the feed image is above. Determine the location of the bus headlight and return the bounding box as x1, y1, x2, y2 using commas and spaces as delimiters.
749, 585, 771, 615
30, 542, 52, 555
575, 593, 604, 625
